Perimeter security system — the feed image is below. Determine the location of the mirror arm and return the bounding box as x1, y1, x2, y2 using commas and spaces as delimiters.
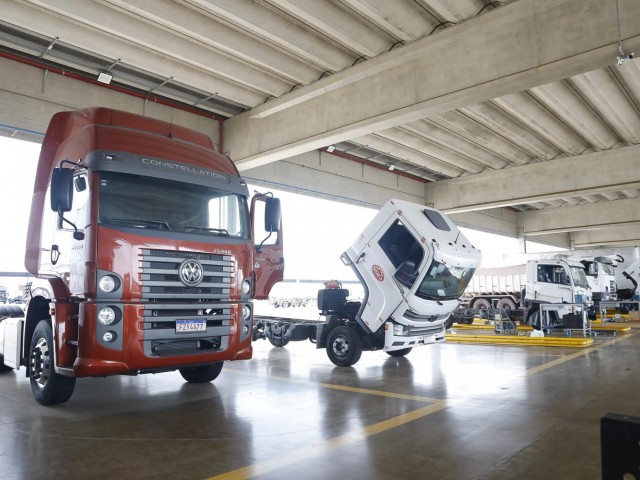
58, 211, 85, 241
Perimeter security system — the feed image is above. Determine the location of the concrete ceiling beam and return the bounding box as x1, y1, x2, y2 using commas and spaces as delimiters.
224, 0, 640, 169
570, 225, 640, 248
4, 1, 264, 106
423, 144, 640, 213
518, 197, 640, 236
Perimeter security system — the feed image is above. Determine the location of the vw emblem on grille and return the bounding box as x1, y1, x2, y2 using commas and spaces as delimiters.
179, 259, 204, 286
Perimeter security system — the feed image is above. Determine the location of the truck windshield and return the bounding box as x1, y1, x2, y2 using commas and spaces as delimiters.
600, 263, 615, 275
415, 261, 475, 301
570, 266, 590, 289
98, 171, 249, 239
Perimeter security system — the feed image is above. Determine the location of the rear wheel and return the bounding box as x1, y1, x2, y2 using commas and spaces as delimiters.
472, 298, 491, 310
179, 362, 224, 383
326, 326, 362, 367
497, 298, 517, 311
386, 347, 412, 357
29, 320, 76, 405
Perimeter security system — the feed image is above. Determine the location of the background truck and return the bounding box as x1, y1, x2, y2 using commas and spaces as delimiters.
460, 259, 592, 329
0, 107, 284, 405
254, 199, 482, 366
571, 256, 618, 303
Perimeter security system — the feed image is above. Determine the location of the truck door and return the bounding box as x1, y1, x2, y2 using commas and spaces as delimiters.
533, 263, 572, 304
251, 194, 284, 299
352, 216, 422, 333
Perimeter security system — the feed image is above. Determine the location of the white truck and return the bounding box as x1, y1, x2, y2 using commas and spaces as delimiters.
572, 256, 618, 303
460, 259, 592, 329
254, 199, 482, 366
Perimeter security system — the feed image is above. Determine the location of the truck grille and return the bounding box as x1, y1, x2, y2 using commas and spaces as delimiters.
140, 249, 234, 301
139, 249, 235, 357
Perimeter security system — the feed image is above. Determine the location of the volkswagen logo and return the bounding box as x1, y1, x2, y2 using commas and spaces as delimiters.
179, 259, 204, 286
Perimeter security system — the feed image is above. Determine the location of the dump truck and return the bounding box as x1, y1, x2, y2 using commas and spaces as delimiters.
0, 107, 284, 405
254, 199, 482, 366
459, 259, 592, 329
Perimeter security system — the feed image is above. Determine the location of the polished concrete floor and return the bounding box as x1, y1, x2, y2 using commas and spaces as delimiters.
1, 327, 639, 480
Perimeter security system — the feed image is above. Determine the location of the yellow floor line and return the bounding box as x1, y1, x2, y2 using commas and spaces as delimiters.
208, 330, 640, 479
520, 330, 640, 377
207, 401, 446, 480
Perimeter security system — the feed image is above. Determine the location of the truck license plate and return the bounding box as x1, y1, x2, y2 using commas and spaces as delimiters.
176, 319, 206, 333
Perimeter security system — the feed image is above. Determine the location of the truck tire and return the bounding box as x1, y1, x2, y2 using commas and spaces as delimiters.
444, 314, 454, 329
29, 320, 76, 406
179, 362, 224, 383
472, 298, 491, 310
526, 308, 541, 330
326, 326, 362, 367
497, 298, 517, 311
386, 347, 412, 357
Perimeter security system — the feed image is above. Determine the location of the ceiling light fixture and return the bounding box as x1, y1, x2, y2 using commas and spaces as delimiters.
97, 71, 113, 84
326, 145, 336, 153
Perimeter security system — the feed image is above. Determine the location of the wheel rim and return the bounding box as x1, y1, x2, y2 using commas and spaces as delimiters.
332, 335, 349, 359
30, 337, 51, 389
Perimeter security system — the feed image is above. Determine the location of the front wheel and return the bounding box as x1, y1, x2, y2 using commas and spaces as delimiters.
179, 362, 224, 383
386, 347, 412, 357
326, 326, 363, 367
29, 320, 76, 405
444, 314, 454, 330
526, 309, 541, 330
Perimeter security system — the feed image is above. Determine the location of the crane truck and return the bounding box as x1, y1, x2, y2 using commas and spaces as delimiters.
0, 108, 284, 405
459, 258, 592, 329
254, 199, 482, 366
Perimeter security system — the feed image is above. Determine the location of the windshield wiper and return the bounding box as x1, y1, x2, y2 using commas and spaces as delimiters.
183, 226, 230, 236
104, 217, 172, 231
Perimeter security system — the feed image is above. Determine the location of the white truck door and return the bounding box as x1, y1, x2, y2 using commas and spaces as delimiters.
347, 211, 421, 333
532, 262, 572, 304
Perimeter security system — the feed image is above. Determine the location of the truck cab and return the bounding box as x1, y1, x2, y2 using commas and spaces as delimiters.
577, 257, 617, 302
322, 200, 481, 365
524, 259, 592, 329
0, 108, 284, 405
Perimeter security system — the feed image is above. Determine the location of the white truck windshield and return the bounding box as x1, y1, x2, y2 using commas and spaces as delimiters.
570, 266, 590, 289
98, 171, 249, 239
416, 261, 475, 301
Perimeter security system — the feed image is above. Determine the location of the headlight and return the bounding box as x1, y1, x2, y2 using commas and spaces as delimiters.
103, 331, 117, 343
241, 279, 251, 295
99, 275, 119, 293
98, 306, 117, 325
242, 305, 252, 321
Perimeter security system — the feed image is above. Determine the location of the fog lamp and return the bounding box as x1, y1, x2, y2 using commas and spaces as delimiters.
98, 306, 116, 325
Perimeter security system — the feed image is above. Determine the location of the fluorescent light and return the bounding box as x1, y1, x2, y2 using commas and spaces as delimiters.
326, 145, 335, 153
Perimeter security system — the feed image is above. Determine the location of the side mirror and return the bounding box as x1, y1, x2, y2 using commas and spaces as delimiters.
394, 260, 417, 288
50, 168, 73, 212
264, 197, 281, 233
74, 175, 87, 192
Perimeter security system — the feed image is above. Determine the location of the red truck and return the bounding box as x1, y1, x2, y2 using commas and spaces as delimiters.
0, 108, 283, 405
